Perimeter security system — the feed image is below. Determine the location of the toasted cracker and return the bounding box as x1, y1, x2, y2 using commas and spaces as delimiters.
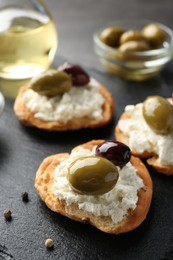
14, 84, 114, 131
115, 107, 173, 176
35, 140, 152, 234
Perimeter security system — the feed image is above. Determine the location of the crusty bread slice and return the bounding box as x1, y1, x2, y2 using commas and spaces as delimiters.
35, 140, 153, 234
147, 157, 173, 176
14, 84, 114, 131
115, 112, 173, 176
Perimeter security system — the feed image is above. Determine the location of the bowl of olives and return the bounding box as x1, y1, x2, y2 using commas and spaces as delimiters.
93, 20, 173, 80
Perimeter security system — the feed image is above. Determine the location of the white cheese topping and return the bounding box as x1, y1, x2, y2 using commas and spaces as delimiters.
118, 103, 173, 165
52, 147, 144, 224
22, 78, 105, 122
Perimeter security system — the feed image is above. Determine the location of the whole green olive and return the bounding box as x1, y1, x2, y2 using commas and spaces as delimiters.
100, 26, 124, 47
120, 30, 146, 45
30, 70, 72, 97
119, 40, 150, 52
68, 156, 119, 195
141, 23, 166, 47
143, 96, 173, 134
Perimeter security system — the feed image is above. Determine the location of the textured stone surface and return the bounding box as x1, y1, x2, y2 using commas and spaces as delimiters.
0, 0, 173, 259
0, 65, 173, 260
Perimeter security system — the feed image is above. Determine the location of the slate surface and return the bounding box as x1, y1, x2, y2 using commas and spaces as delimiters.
1, 0, 173, 259
0, 57, 173, 260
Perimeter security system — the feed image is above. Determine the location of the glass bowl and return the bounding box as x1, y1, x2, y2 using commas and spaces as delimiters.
0, 92, 5, 116
93, 20, 173, 81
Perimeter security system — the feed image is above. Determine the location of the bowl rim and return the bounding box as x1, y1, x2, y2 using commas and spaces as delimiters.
0, 92, 5, 115
93, 19, 173, 57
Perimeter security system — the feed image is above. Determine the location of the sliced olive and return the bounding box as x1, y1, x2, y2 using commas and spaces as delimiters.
100, 26, 124, 47
30, 70, 72, 97
142, 23, 166, 47
68, 156, 119, 195
143, 96, 173, 134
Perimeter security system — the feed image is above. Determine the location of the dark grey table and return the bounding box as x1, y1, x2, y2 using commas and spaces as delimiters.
0, 1, 173, 260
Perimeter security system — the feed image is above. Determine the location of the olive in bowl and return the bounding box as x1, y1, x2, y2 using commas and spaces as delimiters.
93, 20, 173, 81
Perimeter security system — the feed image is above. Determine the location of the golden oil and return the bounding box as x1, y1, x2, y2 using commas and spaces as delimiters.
0, 7, 58, 80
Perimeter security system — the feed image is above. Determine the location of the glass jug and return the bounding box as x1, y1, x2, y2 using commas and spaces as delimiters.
0, 0, 58, 80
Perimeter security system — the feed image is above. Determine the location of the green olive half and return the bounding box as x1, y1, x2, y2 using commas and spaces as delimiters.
68, 156, 119, 195
30, 70, 72, 97
143, 96, 173, 134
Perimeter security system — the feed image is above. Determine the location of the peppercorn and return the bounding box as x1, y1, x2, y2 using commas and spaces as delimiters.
45, 238, 54, 249
21, 192, 29, 202
3, 209, 12, 220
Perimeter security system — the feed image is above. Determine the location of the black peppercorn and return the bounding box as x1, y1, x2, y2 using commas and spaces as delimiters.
4, 209, 12, 220
21, 192, 29, 202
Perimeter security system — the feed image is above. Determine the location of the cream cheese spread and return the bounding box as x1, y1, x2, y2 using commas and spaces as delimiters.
118, 103, 173, 165
53, 147, 144, 224
22, 78, 104, 122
